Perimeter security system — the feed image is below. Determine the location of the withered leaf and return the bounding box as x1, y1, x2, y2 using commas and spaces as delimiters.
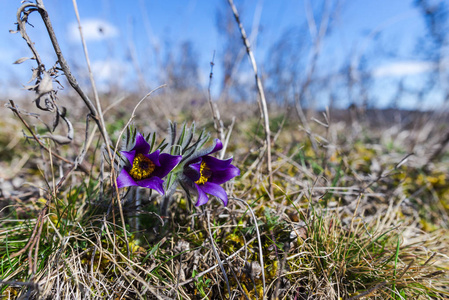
23, 84, 38, 90
37, 72, 53, 95
28, 68, 39, 83
13, 57, 32, 64
40, 134, 72, 145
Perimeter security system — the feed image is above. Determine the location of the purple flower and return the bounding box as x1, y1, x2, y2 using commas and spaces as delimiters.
117, 132, 182, 195
183, 139, 240, 206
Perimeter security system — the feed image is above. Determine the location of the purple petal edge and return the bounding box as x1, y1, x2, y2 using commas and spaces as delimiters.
202, 156, 233, 170
210, 164, 240, 184
209, 138, 223, 155
116, 168, 138, 188
200, 182, 228, 206
133, 132, 151, 154
195, 184, 210, 206
121, 150, 136, 166
152, 154, 182, 178
138, 176, 165, 195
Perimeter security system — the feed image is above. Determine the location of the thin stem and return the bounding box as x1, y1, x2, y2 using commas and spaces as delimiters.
7, 100, 89, 174
227, 0, 274, 199
207, 51, 225, 146
70, 0, 129, 256
231, 197, 266, 299
206, 211, 231, 297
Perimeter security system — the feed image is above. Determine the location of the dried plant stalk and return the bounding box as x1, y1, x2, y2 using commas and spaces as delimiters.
227, 0, 274, 199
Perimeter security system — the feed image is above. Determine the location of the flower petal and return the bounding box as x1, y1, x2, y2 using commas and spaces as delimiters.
195, 184, 210, 206
146, 150, 161, 167
121, 150, 136, 165
116, 168, 138, 188
190, 161, 202, 172
133, 132, 151, 154
200, 182, 228, 206
138, 176, 165, 195
184, 161, 201, 182
209, 138, 223, 155
152, 153, 182, 178
210, 164, 240, 184
202, 156, 233, 171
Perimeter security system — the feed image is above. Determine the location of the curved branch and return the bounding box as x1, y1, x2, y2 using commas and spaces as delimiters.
34, 0, 99, 120
7, 100, 89, 174
16, 3, 43, 71
16, 1, 99, 121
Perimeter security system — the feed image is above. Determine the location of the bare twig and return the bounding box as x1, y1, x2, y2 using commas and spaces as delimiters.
221, 116, 235, 159
178, 236, 257, 287
207, 51, 225, 143
227, 0, 274, 199
231, 197, 266, 299
7, 100, 89, 174
70, 0, 110, 152
219, 0, 262, 104
112, 85, 167, 164
295, 0, 334, 154
33, 0, 99, 119
206, 53, 235, 159
16, 3, 42, 69
206, 211, 231, 297
70, 0, 130, 257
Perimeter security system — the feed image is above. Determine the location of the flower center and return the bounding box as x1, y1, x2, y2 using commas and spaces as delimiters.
195, 161, 212, 185
129, 153, 155, 180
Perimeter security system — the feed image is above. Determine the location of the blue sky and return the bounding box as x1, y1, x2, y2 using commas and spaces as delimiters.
0, 0, 442, 109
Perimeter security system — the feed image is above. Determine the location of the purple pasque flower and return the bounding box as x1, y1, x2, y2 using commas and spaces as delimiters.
117, 132, 182, 195
183, 139, 240, 206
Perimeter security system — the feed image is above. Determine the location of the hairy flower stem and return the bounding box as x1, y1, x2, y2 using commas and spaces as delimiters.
159, 194, 172, 221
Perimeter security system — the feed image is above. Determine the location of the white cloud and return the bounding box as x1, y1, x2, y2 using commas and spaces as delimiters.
89, 60, 131, 92
68, 19, 119, 42
372, 61, 436, 78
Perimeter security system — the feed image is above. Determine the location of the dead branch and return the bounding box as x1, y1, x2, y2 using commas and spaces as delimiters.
227, 0, 274, 199
33, 0, 99, 119
7, 100, 89, 174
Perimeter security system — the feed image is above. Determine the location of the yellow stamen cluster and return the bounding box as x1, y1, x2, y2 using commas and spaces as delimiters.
129, 153, 155, 180
195, 161, 212, 185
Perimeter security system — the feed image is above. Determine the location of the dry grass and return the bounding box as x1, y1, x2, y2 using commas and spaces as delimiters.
1, 97, 449, 299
